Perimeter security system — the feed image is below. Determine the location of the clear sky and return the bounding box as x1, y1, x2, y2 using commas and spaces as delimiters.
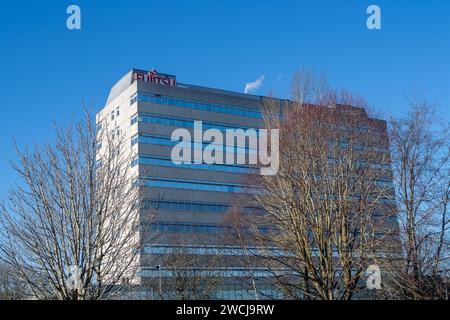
0, 0, 449, 196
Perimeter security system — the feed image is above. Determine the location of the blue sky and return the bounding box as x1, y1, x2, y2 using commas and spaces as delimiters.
0, 0, 449, 196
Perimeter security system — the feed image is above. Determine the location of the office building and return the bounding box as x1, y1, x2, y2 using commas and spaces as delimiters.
97, 68, 399, 299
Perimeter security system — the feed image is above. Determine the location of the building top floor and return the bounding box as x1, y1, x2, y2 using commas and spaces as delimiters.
98, 68, 387, 131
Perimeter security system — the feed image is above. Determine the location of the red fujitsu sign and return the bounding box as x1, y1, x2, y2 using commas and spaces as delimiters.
133, 69, 176, 87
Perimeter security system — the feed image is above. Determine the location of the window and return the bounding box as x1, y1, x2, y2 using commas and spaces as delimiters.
142, 176, 247, 193
116, 106, 120, 117
130, 113, 260, 137
140, 266, 289, 278
143, 200, 230, 213
133, 155, 255, 173
144, 244, 290, 257
130, 133, 256, 155
131, 92, 262, 119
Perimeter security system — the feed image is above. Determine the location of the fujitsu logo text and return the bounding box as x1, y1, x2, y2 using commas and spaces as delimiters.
133, 69, 176, 87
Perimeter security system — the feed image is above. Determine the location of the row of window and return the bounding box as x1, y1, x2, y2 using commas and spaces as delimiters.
133, 155, 255, 174
140, 176, 394, 204
148, 221, 271, 234
136, 286, 283, 300
131, 134, 257, 155
131, 92, 262, 118
144, 244, 288, 257
337, 140, 389, 153
110, 106, 120, 121
212, 287, 283, 300
130, 113, 260, 136
372, 213, 399, 224
143, 244, 373, 258
140, 267, 290, 278
327, 157, 391, 170
143, 200, 230, 213
142, 177, 247, 193
375, 179, 395, 188
137, 287, 283, 300
149, 222, 234, 234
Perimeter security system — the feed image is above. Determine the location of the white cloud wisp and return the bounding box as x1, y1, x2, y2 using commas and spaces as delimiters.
244, 75, 265, 94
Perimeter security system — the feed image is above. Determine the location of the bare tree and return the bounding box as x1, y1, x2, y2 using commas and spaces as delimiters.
0, 262, 26, 300
227, 70, 399, 300
384, 97, 449, 299
0, 108, 156, 300
142, 234, 225, 300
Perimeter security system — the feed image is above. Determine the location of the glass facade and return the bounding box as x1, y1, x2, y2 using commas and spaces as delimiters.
131, 92, 262, 118
142, 177, 247, 193
149, 221, 272, 234
133, 155, 255, 174
149, 222, 234, 234
136, 285, 284, 300
143, 200, 230, 213
131, 113, 260, 135
140, 267, 290, 278
144, 244, 288, 257
131, 133, 257, 155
